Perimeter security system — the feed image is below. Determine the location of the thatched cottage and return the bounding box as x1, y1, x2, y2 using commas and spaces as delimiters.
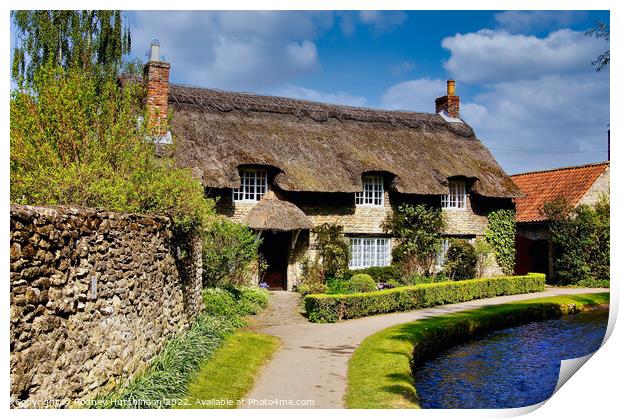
138, 41, 522, 290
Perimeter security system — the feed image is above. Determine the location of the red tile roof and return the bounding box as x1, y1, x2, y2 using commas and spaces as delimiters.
511, 162, 609, 223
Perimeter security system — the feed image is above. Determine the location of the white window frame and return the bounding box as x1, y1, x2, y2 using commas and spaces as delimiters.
349, 237, 391, 269
355, 175, 384, 207
232, 168, 268, 202
441, 179, 467, 210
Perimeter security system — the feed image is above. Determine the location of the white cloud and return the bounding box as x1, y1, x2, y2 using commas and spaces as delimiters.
494, 11, 587, 33
380, 78, 445, 113
272, 85, 367, 107
461, 74, 609, 173
358, 10, 407, 33
442, 29, 607, 84
130, 11, 330, 90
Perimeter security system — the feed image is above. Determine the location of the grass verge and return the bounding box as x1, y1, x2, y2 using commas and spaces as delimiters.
177, 330, 280, 409
345, 292, 609, 409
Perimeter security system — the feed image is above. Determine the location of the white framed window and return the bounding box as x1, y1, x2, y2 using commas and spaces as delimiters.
233, 168, 268, 202
441, 180, 466, 209
349, 237, 391, 269
355, 175, 384, 206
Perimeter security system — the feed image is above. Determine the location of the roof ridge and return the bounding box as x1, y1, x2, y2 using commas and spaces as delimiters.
511, 161, 609, 177
168, 82, 437, 117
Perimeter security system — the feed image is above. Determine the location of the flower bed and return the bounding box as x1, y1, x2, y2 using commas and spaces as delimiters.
304, 273, 546, 323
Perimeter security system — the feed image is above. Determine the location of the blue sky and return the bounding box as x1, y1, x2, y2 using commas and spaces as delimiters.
12, 10, 610, 174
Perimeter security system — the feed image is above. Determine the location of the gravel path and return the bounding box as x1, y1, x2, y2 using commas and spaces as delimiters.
244, 287, 608, 409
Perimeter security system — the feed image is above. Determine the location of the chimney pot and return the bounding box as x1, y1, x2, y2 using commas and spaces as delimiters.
149, 39, 161, 62
435, 79, 460, 119
447, 79, 455, 96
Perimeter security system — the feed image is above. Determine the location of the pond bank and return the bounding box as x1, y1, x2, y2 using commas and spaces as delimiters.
245, 287, 607, 408
345, 292, 609, 409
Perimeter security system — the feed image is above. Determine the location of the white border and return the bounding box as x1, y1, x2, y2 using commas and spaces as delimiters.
2, 2, 616, 419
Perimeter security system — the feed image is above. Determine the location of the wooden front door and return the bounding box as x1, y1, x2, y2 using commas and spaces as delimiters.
259, 231, 291, 290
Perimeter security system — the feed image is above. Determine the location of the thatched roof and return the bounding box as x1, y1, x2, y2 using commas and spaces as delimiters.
245, 192, 313, 231
167, 83, 522, 198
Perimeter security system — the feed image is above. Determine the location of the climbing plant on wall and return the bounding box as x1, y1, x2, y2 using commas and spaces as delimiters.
485, 209, 516, 275
313, 223, 350, 278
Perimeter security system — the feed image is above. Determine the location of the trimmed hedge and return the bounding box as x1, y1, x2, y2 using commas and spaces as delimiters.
304, 273, 546, 323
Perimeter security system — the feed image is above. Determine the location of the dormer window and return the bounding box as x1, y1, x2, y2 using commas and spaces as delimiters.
441, 180, 466, 210
356, 175, 384, 206
233, 168, 268, 202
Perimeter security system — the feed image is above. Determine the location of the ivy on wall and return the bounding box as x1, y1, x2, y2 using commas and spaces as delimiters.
485, 209, 516, 275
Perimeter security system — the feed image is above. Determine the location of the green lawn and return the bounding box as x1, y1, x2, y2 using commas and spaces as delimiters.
176, 330, 280, 409
345, 292, 609, 409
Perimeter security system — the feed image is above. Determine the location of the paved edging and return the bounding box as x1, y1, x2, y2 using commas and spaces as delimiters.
245, 287, 608, 409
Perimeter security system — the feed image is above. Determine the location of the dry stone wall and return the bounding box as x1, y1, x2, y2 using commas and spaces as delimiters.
10, 204, 204, 408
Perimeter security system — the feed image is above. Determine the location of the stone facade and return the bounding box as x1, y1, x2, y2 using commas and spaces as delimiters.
579, 165, 610, 206
214, 187, 509, 289
10, 204, 203, 408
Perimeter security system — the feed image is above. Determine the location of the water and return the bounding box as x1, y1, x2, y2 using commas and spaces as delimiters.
414, 309, 609, 408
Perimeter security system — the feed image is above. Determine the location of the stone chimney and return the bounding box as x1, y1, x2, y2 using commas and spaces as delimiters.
143, 39, 170, 135
435, 79, 460, 119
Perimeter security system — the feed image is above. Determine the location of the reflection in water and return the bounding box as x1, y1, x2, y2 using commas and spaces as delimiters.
414, 309, 608, 408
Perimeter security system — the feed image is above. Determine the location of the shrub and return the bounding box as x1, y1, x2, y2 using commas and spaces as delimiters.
383, 204, 445, 276
340, 266, 402, 283
485, 209, 516, 275
543, 195, 610, 284
313, 223, 350, 278
304, 273, 546, 322
297, 257, 326, 296
326, 277, 351, 294
10, 64, 214, 233
575, 279, 610, 288
348, 274, 377, 293
202, 219, 261, 288
202, 287, 269, 317
444, 239, 477, 280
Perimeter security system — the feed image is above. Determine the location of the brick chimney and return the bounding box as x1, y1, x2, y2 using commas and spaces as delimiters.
435, 79, 460, 118
144, 39, 170, 135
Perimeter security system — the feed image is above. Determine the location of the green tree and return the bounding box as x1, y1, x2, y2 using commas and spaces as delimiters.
12, 10, 131, 82
543, 195, 609, 284
585, 20, 610, 71
10, 63, 213, 233
383, 204, 445, 276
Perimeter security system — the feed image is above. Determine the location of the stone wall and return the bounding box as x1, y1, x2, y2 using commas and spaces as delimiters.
579, 165, 610, 207
10, 204, 204, 408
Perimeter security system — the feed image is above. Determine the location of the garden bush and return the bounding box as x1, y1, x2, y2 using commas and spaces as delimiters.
202, 287, 269, 317
340, 266, 402, 283
297, 257, 327, 296
444, 239, 477, 280
304, 273, 546, 323
326, 277, 351, 294
202, 219, 261, 288
313, 223, 349, 278
348, 274, 377, 293
543, 195, 609, 285
383, 204, 445, 276
10, 64, 214, 233
575, 279, 610, 288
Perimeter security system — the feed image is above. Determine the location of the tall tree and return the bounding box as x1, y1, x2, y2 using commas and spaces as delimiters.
585, 20, 610, 71
11, 10, 131, 82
